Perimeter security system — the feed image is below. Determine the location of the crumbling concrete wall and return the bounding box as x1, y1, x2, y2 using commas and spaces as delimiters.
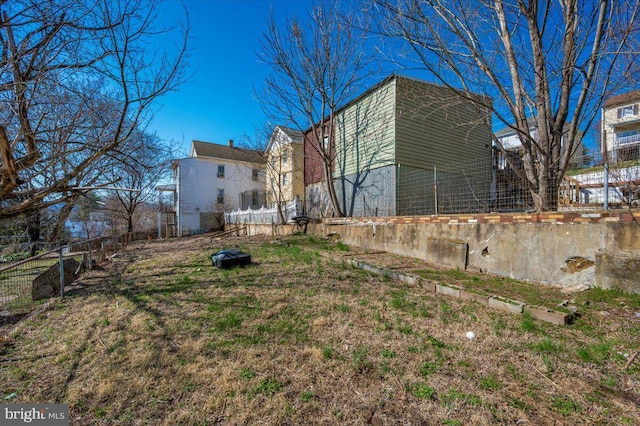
306, 212, 640, 289
32, 258, 80, 300
595, 251, 640, 294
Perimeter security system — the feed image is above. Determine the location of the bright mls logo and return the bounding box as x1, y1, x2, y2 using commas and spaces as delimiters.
2, 404, 68, 425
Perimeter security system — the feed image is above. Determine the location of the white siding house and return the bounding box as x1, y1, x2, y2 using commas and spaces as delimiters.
172, 140, 265, 235
602, 90, 640, 162
494, 120, 584, 170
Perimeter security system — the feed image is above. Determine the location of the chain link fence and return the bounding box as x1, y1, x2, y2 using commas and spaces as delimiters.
396, 150, 639, 215
562, 152, 640, 208
0, 230, 155, 325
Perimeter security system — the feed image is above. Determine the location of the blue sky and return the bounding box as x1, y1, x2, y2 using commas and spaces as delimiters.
150, 0, 315, 156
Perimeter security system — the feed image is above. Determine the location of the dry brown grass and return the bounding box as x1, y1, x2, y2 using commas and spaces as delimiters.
1, 233, 639, 425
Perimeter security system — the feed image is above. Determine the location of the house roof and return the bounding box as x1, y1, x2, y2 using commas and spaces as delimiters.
266, 125, 304, 153
191, 140, 265, 164
494, 118, 579, 139
494, 118, 538, 138
303, 74, 493, 135
343, 74, 491, 115
603, 90, 640, 108
277, 126, 303, 142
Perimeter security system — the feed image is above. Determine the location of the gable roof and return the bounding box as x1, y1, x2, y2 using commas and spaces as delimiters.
191, 140, 264, 164
277, 126, 303, 142
603, 90, 640, 108
266, 125, 304, 153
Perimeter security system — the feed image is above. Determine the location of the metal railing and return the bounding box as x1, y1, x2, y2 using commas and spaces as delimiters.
0, 230, 155, 323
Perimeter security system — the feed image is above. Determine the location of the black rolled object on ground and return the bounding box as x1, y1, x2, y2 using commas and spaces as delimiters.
211, 249, 252, 269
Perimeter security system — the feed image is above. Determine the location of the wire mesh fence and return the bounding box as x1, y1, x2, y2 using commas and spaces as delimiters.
396, 150, 639, 215
0, 230, 155, 325
562, 152, 640, 208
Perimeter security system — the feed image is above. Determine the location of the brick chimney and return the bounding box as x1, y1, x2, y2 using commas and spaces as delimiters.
228, 139, 234, 147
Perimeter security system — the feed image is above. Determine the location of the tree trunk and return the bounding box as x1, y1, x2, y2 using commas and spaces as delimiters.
324, 160, 343, 217
48, 201, 76, 244
27, 211, 41, 257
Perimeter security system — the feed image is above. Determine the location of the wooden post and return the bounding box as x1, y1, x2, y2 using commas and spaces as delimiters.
58, 248, 65, 297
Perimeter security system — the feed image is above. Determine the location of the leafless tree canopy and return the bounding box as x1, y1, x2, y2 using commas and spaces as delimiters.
0, 0, 188, 220
103, 130, 175, 233
257, 1, 374, 217
373, 0, 639, 211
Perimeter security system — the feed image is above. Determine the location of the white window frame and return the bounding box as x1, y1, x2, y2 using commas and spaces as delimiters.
618, 104, 639, 118
217, 164, 225, 178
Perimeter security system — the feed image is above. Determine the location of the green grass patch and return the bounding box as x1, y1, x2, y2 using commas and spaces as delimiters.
552, 396, 582, 416
577, 340, 613, 365
409, 383, 436, 400
251, 378, 283, 396
531, 338, 562, 353
478, 374, 502, 391
442, 388, 482, 407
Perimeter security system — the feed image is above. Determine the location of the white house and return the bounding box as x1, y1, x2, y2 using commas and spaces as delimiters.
171, 140, 265, 235
494, 119, 584, 170
601, 90, 640, 162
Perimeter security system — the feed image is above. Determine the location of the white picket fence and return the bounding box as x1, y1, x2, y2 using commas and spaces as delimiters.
225, 198, 302, 225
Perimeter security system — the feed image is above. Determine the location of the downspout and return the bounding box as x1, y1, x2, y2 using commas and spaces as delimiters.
177, 164, 182, 236
601, 107, 608, 210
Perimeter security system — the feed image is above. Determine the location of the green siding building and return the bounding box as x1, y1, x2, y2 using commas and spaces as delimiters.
327, 75, 493, 217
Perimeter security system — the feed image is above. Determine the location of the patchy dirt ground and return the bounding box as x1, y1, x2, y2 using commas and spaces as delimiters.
1, 233, 639, 425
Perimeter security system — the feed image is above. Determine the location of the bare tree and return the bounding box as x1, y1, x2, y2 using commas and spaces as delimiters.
373, 0, 639, 211
257, 0, 374, 217
103, 130, 175, 233
0, 0, 188, 219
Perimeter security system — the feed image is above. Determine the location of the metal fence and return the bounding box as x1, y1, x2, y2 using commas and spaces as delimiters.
396, 150, 639, 215
561, 152, 640, 209
0, 230, 155, 324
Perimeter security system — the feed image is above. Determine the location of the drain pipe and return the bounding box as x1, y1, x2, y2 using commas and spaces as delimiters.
601, 107, 609, 210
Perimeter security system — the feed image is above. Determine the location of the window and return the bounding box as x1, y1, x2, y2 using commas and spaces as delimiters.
251, 190, 259, 206
282, 149, 288, 165
617, 104, 639, 118
282, 173, 288, 186
216, 188, 225, 205
252, 168, 259, 181
217, 164, 225, 178
322, 136, 329, 150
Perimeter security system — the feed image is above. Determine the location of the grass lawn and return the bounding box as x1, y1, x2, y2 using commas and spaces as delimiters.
1, 233, 639, 425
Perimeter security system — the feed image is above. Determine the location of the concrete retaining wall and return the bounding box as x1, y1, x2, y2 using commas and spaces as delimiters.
228, 210, 640, 290
306, 211, 640, 289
